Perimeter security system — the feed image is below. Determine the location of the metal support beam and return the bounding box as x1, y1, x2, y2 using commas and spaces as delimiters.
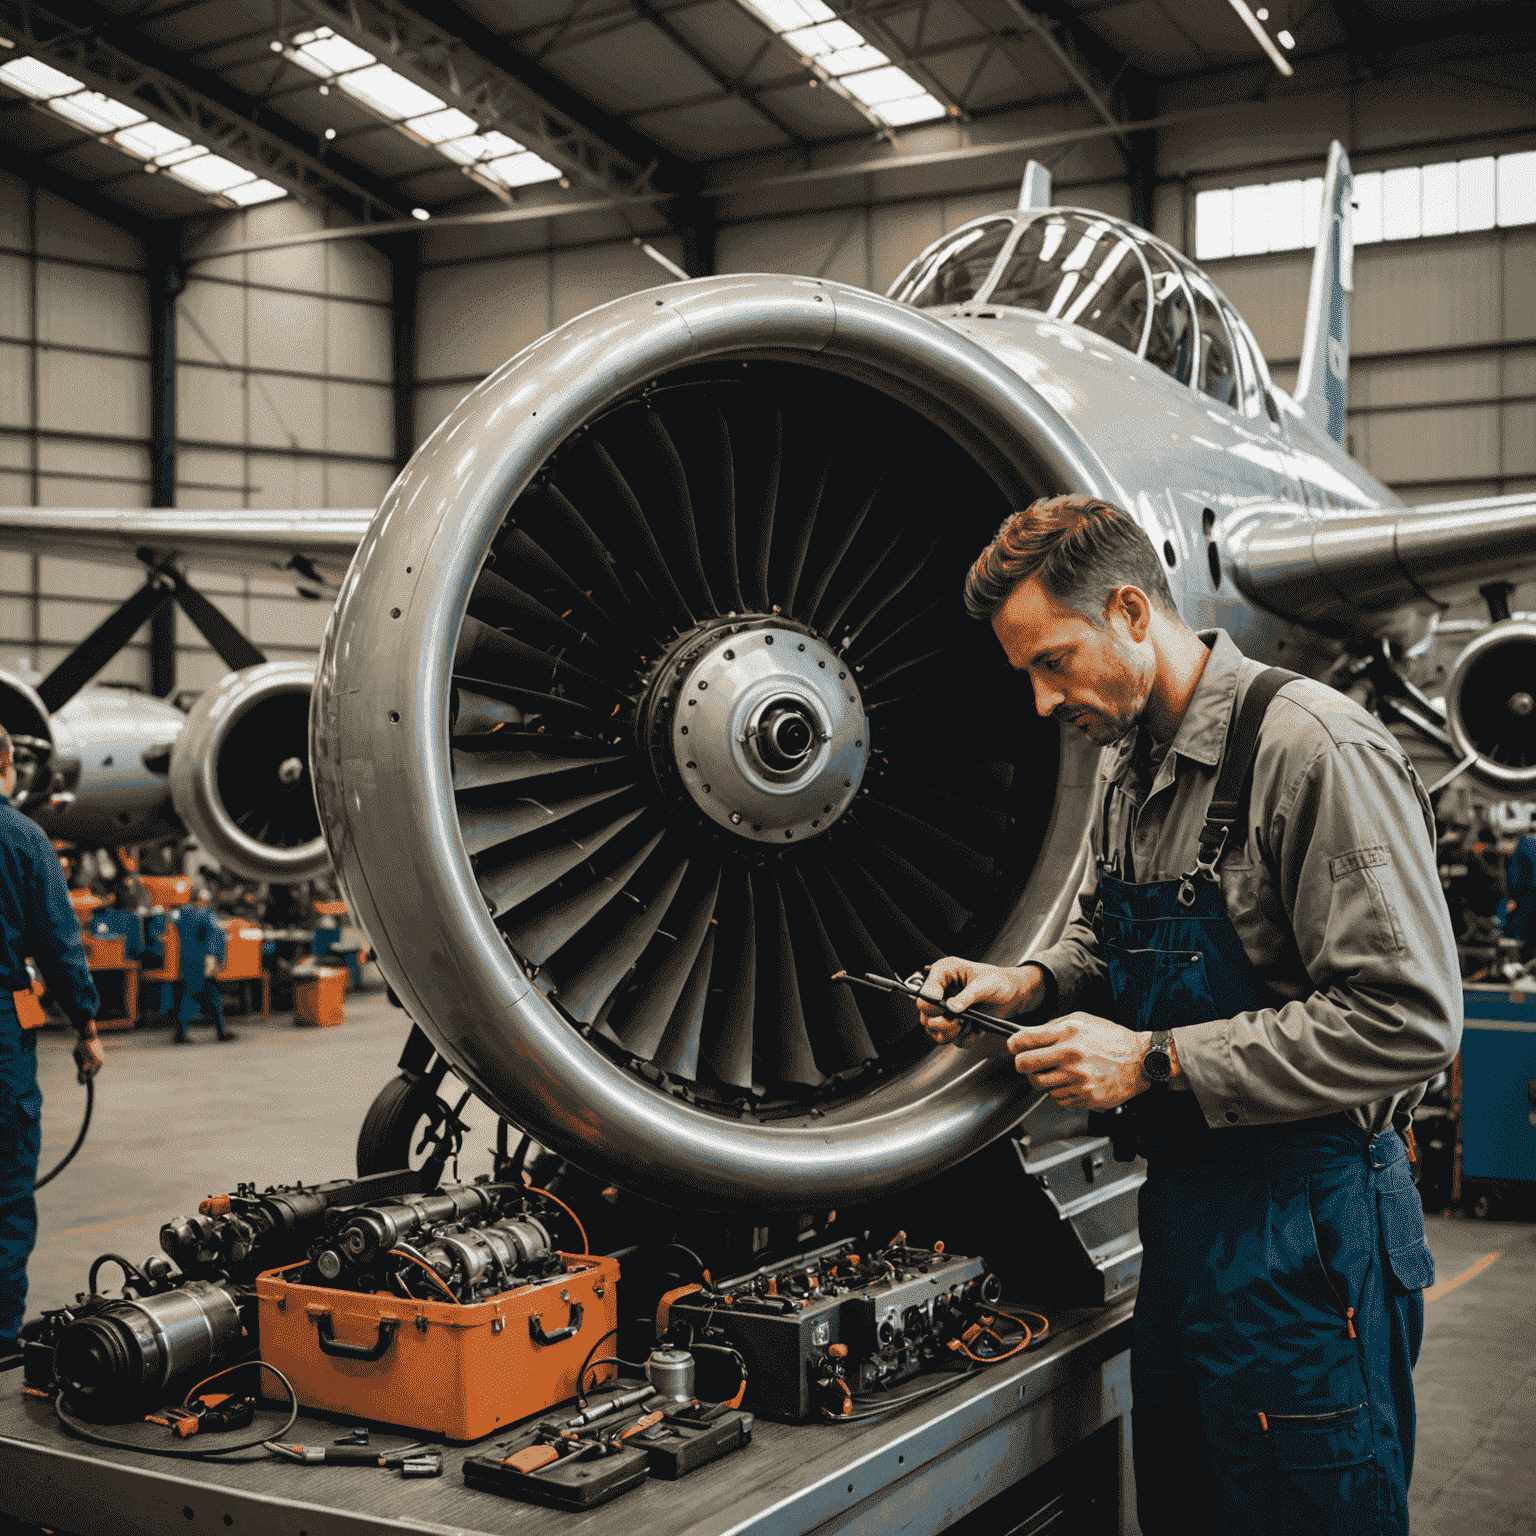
1121, 75, 1158, 232
2, 0, 410, 222
278, 0, 667, 199
390, 240, 417, 469
677, 196, 717, 278
996, 0, 1130, 156
147, 237, 183, 699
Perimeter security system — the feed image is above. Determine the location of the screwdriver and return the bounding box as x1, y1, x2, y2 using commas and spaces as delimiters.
830, 971, 1022, 1038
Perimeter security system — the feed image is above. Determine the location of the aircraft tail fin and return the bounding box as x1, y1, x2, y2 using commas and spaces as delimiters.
1293, 140, 1354, 445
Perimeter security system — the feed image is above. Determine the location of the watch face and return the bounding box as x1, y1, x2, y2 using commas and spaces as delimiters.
1144, 1049, 1171, 1081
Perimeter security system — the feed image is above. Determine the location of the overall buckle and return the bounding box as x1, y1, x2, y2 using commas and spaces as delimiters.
1178, 825, 1229, 905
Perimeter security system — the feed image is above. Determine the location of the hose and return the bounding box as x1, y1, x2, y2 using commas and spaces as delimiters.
35, 1074, 93, 1191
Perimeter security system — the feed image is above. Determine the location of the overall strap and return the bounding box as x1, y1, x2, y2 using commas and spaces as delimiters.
1180, 667, 1300, 905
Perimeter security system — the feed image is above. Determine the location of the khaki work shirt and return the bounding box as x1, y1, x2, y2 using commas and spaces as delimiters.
1030, 629, 1462, 1136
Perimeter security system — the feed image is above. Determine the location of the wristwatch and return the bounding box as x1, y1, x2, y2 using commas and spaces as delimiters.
1143, 1030, 1174, 1086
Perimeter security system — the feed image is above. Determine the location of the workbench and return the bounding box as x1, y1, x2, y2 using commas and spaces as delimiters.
0, 1301, 1135, 1536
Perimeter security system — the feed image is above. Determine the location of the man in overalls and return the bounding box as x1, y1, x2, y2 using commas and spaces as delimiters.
919, 495, 1460, 1535
0, 727, 102, 1361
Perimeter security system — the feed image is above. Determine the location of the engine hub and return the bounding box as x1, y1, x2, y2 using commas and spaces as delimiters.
639, 620, 867, 845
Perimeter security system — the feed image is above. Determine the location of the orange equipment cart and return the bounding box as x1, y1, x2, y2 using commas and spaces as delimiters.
294, 967, 347, 1027
80, 930, 138, 1031
218, 919, 270, 1017
255, 1254, 621, 1442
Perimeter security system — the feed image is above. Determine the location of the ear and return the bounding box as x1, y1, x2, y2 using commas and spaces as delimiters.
1108, 585, 1153, 643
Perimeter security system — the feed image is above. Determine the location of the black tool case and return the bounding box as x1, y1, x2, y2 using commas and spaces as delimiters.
462, 1437, 651, 1510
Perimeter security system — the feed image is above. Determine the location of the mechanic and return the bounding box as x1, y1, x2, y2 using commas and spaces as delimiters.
918, 494, 1460, 1536
0, 725, 102, 1361
170, 889, 232, 1044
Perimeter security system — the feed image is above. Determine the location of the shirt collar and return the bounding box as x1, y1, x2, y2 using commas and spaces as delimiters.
1101, 628, 1242, 781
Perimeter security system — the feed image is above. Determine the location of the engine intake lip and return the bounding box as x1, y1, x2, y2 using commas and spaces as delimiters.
312, 272, 1112, 1210
1446, 619, 1536, 788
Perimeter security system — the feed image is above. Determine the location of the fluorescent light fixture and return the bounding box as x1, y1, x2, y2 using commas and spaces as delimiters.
1226, 0, 1294, 76
1277, 29, 1295, 48
0, 53, 290, 211
411, 207, 431, 220
737, 0, 946, 129
277, 25, 562, 198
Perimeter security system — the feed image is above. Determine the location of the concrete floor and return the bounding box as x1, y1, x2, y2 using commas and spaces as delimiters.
21, 998, 1536, 1535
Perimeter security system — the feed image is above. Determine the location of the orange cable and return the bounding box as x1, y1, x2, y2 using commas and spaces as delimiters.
529, 1185, 590, 1255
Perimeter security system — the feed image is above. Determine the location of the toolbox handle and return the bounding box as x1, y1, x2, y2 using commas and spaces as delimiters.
314, 1313, 400, 1362
529, 1301, 583, 1346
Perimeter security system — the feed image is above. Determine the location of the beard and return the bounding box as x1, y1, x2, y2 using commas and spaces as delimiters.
1060, 645, 1154, 746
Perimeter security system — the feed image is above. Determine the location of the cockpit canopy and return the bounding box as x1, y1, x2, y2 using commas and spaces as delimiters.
888, 210, 1278, 423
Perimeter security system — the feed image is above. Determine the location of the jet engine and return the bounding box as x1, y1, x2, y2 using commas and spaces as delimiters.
1444, 619, 1536, 790
170, 660, 329, 883
313, 274, 1120, 1211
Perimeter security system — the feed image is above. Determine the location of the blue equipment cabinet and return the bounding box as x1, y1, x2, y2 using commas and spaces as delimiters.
1459, 985, 1536, 1183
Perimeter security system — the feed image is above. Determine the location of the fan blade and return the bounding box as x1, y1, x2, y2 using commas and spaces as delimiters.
754, 871, 821, 1087
787, 868, 876, 1070
869, 778, 1009, 848
616, 871, 720, 1059
838, 820, 973, 935
494, 527, 612, 633
821, 535, 940, 645
651, 924, 716, 1081
826, 845, 945, 967
452, 686, 524, 736
716, 404, 744, 612
538, 483, 640, 620
753, 408, 782, 611
591, 440, 694, 631
478, 808, 646, 917
702, 866, 755, 1090
812, 863, 917, 1043
782, 456, 830, 619
452, 749, 618, 793
859, 647, 947, 697
449, 673, 605, 725
503, 830, 666, 965
469, 568, 600, 656
556, 858, 690, 1025
457, 785, 634, 858
454, 617, 625, 706
802, 478, 881, 628
855, 799, 995, 884
844, 597, 945, 672
647, 410, 716, 616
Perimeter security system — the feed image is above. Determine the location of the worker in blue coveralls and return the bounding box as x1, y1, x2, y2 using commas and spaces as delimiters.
0, 726, 102, 1362
919, 497, 1460, 1536
171, 890, 232, 1043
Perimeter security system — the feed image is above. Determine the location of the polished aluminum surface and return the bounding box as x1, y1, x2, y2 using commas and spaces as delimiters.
313, 272, 1112, 1210
1445, 619, 1536, 789
169, 661, 328, 883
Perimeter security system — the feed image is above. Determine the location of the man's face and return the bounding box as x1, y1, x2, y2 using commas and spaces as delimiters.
992, 574, 1153, 747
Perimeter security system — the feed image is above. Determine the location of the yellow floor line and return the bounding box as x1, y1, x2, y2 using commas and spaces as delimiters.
1423, 1250, 1499, 1304
35, 1211, 151, 1243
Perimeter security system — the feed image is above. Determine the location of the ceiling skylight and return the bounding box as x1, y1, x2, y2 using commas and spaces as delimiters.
280, 26, 561, 197
739, 0, 946, 129
0, 54, 287, 207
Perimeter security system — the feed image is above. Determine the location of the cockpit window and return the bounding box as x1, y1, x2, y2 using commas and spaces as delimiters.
1221, 302, 1264, 416
890, 219, 1013, 308
1137, 241, 1194, 385
985, 214, 1150, 354
1182, 267, 1238, 408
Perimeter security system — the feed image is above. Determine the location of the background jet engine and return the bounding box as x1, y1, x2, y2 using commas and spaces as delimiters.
1444, 619, 1536, 790
170, 660, 328, 883
313, 274, 1118, 1211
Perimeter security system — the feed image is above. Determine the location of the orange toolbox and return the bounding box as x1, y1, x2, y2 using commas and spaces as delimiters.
294, 967, 347, 1027
255, 1254, 620, 1442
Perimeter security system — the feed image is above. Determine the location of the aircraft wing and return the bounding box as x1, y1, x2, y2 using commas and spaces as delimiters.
0, 507, 373, 588
1229, 491, 1536, 631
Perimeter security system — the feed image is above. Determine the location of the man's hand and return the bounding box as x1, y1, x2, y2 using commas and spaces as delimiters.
204, 953, 219, 978
73, 1027, 104, 1082
1006, 1013, 1150, 1109
917, 959, 1048, 1046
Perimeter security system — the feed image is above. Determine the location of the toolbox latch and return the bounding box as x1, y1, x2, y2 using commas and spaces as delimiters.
529, 1300, 584, 1346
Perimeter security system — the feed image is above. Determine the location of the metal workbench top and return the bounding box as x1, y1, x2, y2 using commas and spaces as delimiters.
0, 1301, 1133, 1536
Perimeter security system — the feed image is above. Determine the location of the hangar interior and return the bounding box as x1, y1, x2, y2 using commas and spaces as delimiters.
0, 1, 1533, 1534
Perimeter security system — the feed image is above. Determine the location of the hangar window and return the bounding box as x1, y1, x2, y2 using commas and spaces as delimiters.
985, 214, 1151, 355
891, 219, 1013, 308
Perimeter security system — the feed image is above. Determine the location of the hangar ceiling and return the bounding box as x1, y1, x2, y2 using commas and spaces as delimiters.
0, 0, 1528, 236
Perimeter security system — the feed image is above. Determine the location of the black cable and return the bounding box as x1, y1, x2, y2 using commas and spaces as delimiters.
580, 1355, 649, 1394
53, 1361, 300, 1460
575, 1327, 618, 1406
660, 1242, 709, 1281
86, 1253, 149, 1299
828, 1368, 977, 1424
35, 1074, 92, 1190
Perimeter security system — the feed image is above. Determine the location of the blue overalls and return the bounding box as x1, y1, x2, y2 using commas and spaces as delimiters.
1098, 670, 1434, 1536
170, 904, 228, 1041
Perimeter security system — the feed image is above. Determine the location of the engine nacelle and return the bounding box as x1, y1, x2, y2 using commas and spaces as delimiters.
1444, 619, 1536, 790
170, 661, 328, 883
313, 273, 1117, 1211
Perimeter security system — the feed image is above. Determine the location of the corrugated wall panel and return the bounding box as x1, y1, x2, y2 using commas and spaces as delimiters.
37, 263, 148, 355
416, 257, 549, 380
39, 351, 148, 439
0, 252, 28, 340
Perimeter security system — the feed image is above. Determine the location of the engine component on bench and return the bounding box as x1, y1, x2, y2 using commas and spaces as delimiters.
662, 1232, 997, 1420
303, 1184, 564, 1303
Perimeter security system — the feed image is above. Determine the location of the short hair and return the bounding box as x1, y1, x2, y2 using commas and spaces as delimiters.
963, 493, 1178, 624
0, 726, 12, 776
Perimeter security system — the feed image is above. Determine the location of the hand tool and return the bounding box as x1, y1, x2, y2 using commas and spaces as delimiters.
830, 971, 1022, 1038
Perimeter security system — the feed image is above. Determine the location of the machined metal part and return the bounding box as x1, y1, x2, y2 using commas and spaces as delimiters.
52, 1281, 243, 1399
415, 1215, 552, 1294
169, 660, 328, 883
335, 1186, 498, 1264
1443, 619, 1536, 788
312, 271, 1110, 1211
645, 1347, 696, 1403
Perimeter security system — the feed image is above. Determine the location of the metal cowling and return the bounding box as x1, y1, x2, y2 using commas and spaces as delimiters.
312, 273, 1110, 1210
